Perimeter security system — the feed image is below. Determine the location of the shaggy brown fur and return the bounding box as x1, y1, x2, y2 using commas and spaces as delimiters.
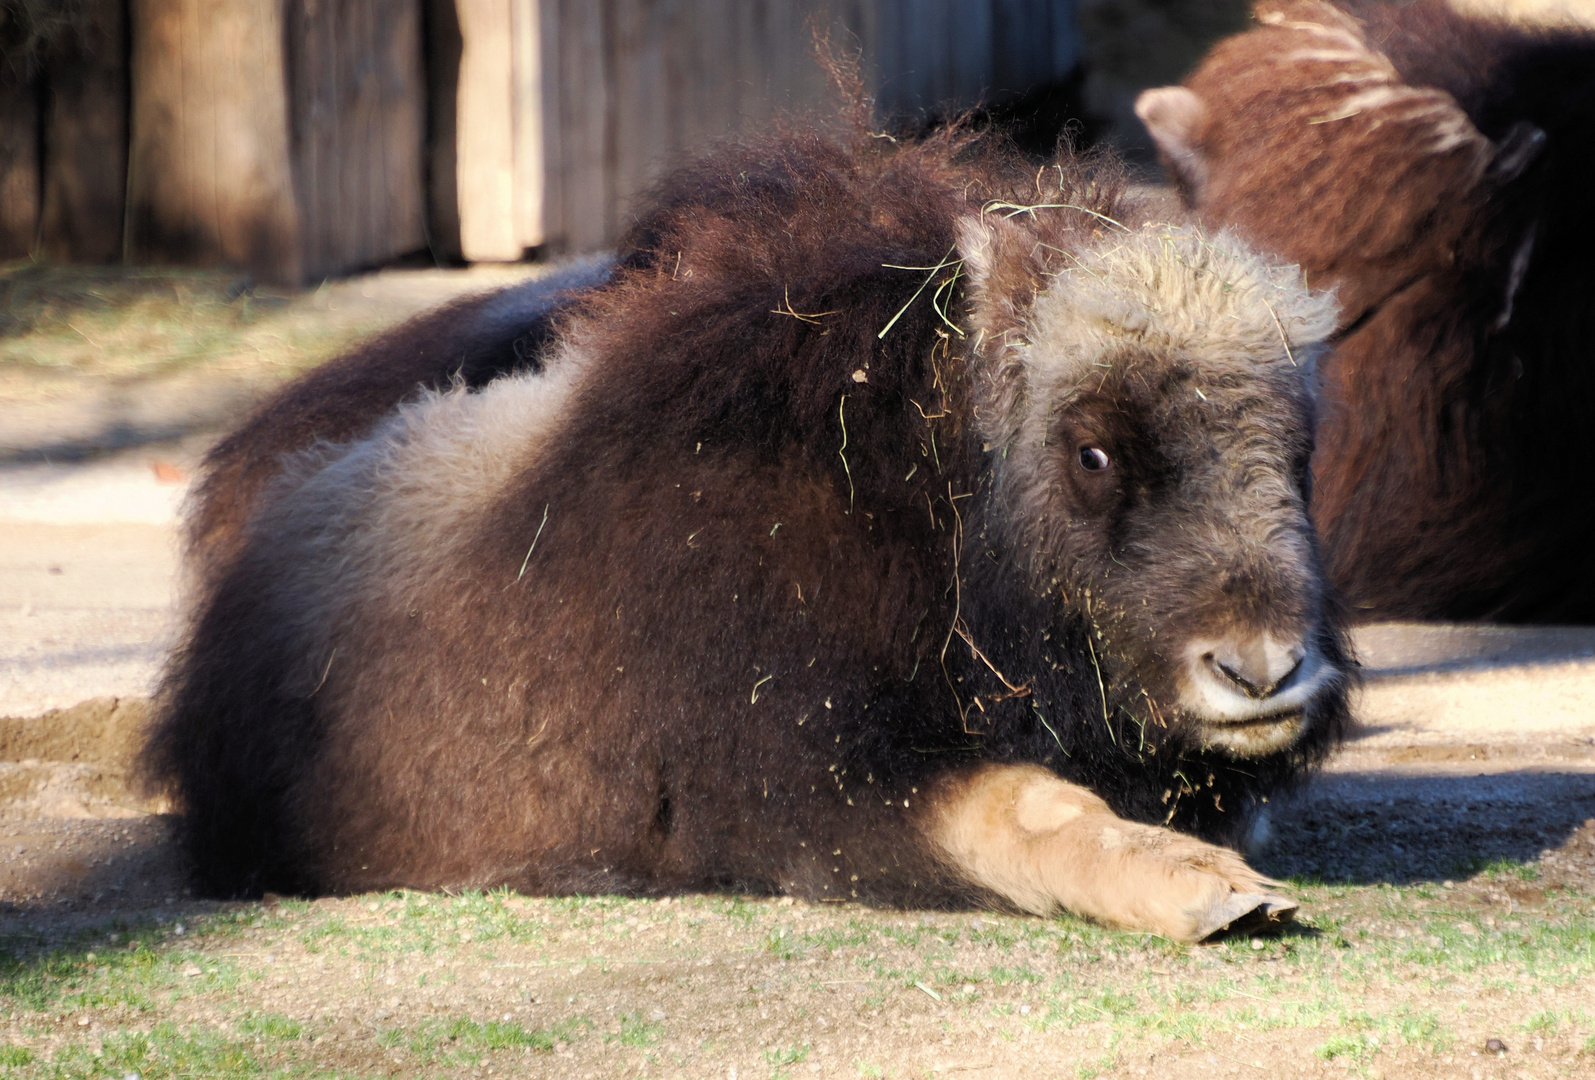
185, 257, 611, 585
1137, 0, 1595, 621
146, 130, 1350, 941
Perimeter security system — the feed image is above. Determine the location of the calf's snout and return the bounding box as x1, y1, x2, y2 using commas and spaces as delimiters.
1204, 633, 1305, 699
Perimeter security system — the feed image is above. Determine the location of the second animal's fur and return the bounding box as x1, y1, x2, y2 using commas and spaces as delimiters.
1137, 0, 1595, 621
147, 131, 1348, 941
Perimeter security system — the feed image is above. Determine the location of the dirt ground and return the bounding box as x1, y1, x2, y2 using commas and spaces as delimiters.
2, 263, 1593, 1078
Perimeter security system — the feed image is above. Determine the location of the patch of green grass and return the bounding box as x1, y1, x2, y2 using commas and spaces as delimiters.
1521, 1009, 1562, 1033
766, 925, 804, 960
965, 922, 1020, 950
1076, 1049, 1119, 1079
0, 262, 425, 384
1393, 1009, 1452, 1052
234, 1012, 304, 1041
0, 1045, 36, 1067
798, 920, 876, 954
298, 915, 349, 953
46, 1022, 265, 1079
607, 1011, 664, 1047
1315, 1031, 1377, 1062
1450, 855, 1540, 881
719, 898, 761, 927
377, 1014, 589, 1065
445, 1017, 561, 1050
764, 1042, 811, 1065
0, 920, 234, 1016
290, 890, 551, 962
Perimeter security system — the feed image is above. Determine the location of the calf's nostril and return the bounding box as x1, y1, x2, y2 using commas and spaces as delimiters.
1207, 635, 1307, 699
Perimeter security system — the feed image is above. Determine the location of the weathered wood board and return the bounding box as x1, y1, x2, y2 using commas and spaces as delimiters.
126, 0, 302, 281
509, 0, 1078, 255
287, 0, 428, 279
127, 0, 425, 284
0, 74, 39, 259
37, 0, 128, 264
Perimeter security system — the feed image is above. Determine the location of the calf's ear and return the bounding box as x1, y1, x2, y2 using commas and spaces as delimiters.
956, 211, 1035, 301
1135, 86, 1210, 204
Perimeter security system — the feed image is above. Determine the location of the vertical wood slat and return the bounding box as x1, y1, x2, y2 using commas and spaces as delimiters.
457, 0, 1077, 258
543, 0, 607, 253
37, 0, 127, 262
127, 0, 301, 282
425, 0, 464, 261
127, 0, 425, 283
454, 0, 519, 261
0, 74, 39, 259
289, 0, 427, 279
510, 0, 543, 250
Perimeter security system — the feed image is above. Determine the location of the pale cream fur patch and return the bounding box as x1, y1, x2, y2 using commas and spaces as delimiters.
927, 763, 1290, 941
1261, 3, 1492, 167
1020, 225, 1338, 400
245, 337, 594, 693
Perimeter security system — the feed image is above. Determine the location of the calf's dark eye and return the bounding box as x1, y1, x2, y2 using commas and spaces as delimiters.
1078, 446, 1111, 472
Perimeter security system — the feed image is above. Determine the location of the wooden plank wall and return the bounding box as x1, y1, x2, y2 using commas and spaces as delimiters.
452, 0, 518, 260
126, 0, 304, 282
873, 0, 1078, 115
7, 0, 1074, 274
537, 0, 858, 254
288, 0, 428, 279
127, 0, 425, 284
0, 74, 38, 259
445, 0, 544, 262
37, 0, 128, 263
0, 0, 129, 263
510, 0, 1078, 256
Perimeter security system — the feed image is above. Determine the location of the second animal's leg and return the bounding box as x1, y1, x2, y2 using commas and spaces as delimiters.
925, 763, 1295, 942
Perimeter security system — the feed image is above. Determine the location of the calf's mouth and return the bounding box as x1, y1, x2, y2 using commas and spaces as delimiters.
1176, 632, 1340, 757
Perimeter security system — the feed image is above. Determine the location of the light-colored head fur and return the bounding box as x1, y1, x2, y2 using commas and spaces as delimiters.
960, 220, 1338, 463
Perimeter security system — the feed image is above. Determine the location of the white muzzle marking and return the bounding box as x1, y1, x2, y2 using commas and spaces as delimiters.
1178, 634, 1337, 755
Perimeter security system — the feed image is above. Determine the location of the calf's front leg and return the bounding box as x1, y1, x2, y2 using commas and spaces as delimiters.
926, 763, 1295, 942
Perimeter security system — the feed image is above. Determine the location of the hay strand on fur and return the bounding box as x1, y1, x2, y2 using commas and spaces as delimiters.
511, 503, 551, 585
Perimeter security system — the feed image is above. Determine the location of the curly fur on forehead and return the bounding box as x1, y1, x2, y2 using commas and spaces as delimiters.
960, 218, 1337, 455
1024, 226, 1337, 382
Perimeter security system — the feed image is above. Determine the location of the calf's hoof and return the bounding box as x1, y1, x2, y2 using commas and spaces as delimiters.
1190, 891, 1298, 942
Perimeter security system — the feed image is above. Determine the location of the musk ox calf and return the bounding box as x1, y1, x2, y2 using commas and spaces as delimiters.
1136, 0, 1595, 622
146, 131, 1350, 941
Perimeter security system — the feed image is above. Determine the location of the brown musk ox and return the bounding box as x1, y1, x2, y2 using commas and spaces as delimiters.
1135, 0, 1595, 621
184, 256, 612, 588
144, 130, 1350, 942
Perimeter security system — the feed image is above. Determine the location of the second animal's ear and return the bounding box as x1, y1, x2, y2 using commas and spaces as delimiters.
1135, 86, 1210, 204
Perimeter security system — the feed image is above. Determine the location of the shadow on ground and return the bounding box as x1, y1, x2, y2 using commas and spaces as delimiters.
1259, 769, 1595, 888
